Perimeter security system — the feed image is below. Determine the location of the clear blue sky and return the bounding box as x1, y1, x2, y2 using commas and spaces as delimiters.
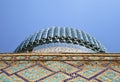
0, 0, 120, 53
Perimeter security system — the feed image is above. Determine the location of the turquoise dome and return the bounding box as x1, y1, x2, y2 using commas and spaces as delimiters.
15, 27, 106, 53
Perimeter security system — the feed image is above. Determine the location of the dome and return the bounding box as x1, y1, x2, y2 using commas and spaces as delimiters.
15, 27, 106, 53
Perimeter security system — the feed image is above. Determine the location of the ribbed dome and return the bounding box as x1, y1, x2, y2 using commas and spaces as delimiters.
15, 27, 106, 53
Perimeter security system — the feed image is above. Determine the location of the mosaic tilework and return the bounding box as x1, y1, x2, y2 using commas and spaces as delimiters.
18, 65, 52, 81
0, 73, 24, 82
44, 61, 79, 74
41, 72, 70, 82
78, 66, 105, 78
0, 53, 120, 82
96, 69, 120, 82
4, 61, 36, 75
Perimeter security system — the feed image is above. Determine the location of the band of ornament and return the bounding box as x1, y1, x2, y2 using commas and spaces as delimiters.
0, 53, 120, 61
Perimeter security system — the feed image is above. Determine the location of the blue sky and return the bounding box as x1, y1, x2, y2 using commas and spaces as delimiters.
0, 0, 120, 53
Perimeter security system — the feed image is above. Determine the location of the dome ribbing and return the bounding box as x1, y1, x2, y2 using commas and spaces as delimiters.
15, 27, 106, 53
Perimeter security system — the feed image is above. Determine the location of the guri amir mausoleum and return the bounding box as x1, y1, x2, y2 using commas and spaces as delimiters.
0, 27, 120, 82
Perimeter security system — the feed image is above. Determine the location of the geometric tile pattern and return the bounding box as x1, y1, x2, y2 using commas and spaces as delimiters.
18, 65, 52, 81
96, 69, 120, 82
41, 72, 70, 82
44, 61, 79, 74
0, 73, 24, 82
4, 61, 35, 75
77, 65, 105, 79
0, 53, 120, 82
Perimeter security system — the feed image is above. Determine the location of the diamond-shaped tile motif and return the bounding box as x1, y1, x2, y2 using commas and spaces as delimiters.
0, 53, 120, 82
4, 61, 35, 74
0, 73, 24, 82
96, 69, 120, 82
44, 61, 79, 74
18, 65, 52, 81
77, 64, 105, 79
41, 72, 70, 82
